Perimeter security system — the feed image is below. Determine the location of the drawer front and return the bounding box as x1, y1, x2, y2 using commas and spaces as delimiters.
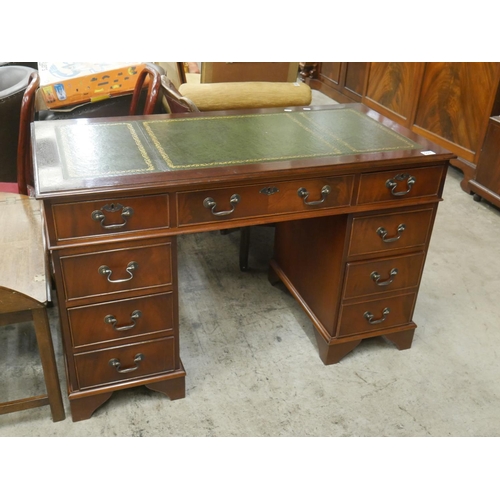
61, 241, 172, 300
51, 194, 170, 241
68, 292, 174, 349
348, 208, 434, 257
337, 293, 416, 338
356, 166, 445, 205
177, 175, 353, 226
74, 337, 176, 389
343, 252, 426, 300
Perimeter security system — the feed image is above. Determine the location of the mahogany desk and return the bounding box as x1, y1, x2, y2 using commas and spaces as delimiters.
32, 104, 454, 421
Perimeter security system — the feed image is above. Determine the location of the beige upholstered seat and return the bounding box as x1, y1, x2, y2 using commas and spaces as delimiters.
178, 81, 312, 112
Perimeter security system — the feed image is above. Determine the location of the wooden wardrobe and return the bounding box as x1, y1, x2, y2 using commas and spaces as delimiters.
307, 62, 500, 195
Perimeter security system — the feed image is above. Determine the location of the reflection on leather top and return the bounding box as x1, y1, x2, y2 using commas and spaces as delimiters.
57, 122, 158, 179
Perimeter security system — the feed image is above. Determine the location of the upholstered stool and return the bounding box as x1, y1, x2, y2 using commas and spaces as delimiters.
178, 81, 312, 111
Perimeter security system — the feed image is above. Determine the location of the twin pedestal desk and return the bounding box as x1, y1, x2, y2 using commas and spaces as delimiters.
33, 104, 454, 421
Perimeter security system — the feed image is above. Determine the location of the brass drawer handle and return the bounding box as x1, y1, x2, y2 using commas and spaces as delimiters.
104, 310, 142, 331
98, 261, 138, 283
371, 268, 398, 286
377, 223, 406, 243
92, 203, 134, 229
386, 174, 416, 196
364, 307, 390, 325
297, 185, 331, 206
203, 194, 240, 217
109, 353, 144, 374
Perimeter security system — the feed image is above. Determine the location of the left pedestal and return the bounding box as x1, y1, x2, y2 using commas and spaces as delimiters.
50, 228, 185, 421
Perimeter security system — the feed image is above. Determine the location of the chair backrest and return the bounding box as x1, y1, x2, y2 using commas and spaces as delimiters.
129, 64, 162, 116
16, 71, 39, 196
160, 76, 199, 114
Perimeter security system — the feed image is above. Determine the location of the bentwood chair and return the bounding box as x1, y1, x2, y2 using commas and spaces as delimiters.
0, 71, 39, 195
129, 64, 163, 116
0, 71, 65, 422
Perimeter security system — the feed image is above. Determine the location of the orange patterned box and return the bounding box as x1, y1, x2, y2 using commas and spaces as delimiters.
38, 62, 146, 109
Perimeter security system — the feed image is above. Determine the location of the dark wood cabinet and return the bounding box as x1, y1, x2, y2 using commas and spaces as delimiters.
468, 116, 500, 209
309, 62, 368, 103
200, 62, 299, 83
308, 62, 500, 192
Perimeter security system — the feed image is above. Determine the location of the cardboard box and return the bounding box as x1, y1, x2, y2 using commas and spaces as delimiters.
38, 62, 146, 109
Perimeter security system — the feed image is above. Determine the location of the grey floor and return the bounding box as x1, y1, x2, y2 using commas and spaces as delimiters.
2, 90, 500, 437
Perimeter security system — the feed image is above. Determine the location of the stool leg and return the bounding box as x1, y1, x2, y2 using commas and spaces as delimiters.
32, 307, 65, 422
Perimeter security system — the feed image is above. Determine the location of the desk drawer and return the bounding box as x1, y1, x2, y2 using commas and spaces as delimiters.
68, 292, 174, 349
348, 208, 434, 257
60, 241, 173, 300
177, 175, 353, 226
343, 252, 426, 300
356, 166, 445, 205
74, 337, 176, 389
337, 293, 416, 338
51, 194, 170, 241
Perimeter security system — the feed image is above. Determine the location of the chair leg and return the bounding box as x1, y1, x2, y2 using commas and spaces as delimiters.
239, 227, 251, 271
31, 307, 65, 422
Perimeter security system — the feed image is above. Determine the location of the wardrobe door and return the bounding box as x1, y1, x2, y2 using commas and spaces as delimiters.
413, 62, 500, 164
363, 62, 424, 128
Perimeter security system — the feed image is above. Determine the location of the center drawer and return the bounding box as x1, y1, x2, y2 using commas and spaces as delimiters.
176, 175, 354, 226
74, 337, 176, 390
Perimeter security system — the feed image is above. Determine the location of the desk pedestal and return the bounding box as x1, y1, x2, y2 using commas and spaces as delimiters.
50, 235, 186, 421
270, 206, 437, 363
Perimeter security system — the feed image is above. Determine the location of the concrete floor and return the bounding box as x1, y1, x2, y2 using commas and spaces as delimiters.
2, 91, 500, 437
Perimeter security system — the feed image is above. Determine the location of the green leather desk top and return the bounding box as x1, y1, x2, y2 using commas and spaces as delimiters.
144, 108, 421, 170
34, 106, 429, 195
